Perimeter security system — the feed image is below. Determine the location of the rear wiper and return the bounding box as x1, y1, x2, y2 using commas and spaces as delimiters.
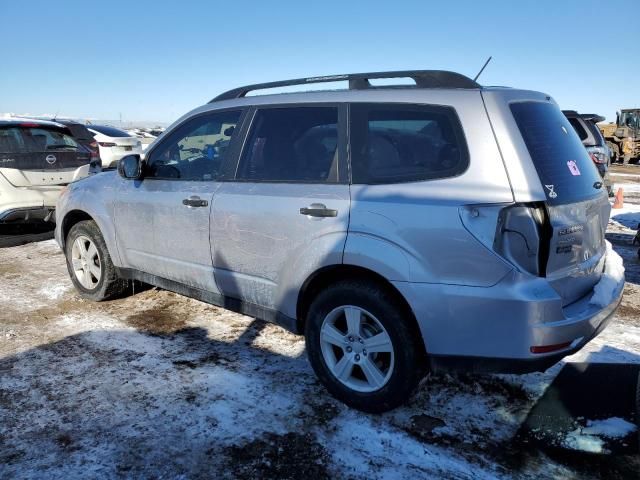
46, 144, 78, 150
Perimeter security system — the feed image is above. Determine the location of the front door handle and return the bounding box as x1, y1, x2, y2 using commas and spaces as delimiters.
299, 203, 338, 218
182, 196, 209, 208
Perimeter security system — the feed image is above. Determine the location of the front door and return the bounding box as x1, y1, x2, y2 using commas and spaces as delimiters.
211, 105, 350, 316
114, 109, 245, 292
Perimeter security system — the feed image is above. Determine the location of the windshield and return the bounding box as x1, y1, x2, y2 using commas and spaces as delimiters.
511, 101, 603, 205
620, 111, 640, 130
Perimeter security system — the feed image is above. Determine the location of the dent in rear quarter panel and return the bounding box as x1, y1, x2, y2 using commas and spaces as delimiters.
60, 172, 123, 266
345, 90, 514, 287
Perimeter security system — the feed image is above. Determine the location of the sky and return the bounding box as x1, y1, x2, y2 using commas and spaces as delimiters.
1, 0, 638, 124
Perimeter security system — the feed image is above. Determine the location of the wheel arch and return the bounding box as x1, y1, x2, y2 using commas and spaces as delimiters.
60, 210, 95, 248
296, 264, 426, 358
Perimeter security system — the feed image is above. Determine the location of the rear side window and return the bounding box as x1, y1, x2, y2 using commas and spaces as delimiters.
350, 104, 468, 184
511, 102, 602, 205
237, 106, 340, 183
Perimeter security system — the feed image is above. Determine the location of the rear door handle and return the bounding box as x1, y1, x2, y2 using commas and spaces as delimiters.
182, 196, 209, 207
299, 203, 337, 218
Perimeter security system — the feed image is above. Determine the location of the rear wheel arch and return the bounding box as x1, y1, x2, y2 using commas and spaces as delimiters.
296, 265, 426, 356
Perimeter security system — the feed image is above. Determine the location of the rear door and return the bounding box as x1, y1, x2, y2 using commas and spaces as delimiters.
0, 124, 91, 187
510, 101, 610, 305
211, 105, 350, 313
114, 109, 245, 292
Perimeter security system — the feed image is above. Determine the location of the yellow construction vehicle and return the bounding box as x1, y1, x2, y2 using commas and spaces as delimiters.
599, 108, 640, 164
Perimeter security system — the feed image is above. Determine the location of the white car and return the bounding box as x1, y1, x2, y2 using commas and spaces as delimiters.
0, 118, 91, 236
87, 125, 142, 168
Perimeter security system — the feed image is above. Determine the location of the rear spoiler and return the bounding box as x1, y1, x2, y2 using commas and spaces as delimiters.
580, 113, 605, 123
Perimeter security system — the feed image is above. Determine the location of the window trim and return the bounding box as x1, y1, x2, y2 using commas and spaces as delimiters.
230, 103, 349, 185
348, 102, 470, 185
143, 107, 249, 182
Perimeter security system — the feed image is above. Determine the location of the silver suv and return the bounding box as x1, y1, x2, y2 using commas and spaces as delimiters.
55, 70, 624, 412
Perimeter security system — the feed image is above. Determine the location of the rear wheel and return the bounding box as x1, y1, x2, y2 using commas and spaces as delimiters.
305, 280, 424, 412
65, 220, 128, 301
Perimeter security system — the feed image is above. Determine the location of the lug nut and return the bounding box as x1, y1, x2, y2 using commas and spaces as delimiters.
355, 354, 361, 361
348, 336, 354, 342
358, 338, 364, 344
363, 350, 367, 356
346, 346, 353, 353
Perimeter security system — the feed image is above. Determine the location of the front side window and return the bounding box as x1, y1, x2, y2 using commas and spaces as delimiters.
350, 104, 469, 184
146, 110, 242, 181
237, 106, 339, 183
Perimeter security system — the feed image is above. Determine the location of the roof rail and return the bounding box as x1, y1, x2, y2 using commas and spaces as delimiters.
210, 70, 480, 102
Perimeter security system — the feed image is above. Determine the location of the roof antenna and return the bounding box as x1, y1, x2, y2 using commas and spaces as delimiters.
473, 56, 492, 82
53, 109, 59, 121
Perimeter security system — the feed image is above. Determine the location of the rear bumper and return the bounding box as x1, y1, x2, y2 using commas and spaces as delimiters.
0, 206, 55, 224
393, 264, 624, 374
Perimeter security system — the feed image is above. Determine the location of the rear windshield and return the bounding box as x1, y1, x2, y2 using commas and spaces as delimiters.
566, 117, 588, 141
511, 102, 603, 205
64, 124, 95, 142
88, 125, 130, 137
584, 119, 606, 147
0, 126, 79, 153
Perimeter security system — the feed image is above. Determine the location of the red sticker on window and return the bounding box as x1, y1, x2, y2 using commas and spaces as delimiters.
567, 160, 581, 176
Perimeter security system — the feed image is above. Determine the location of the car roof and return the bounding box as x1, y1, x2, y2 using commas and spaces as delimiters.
0, 117, 67, 129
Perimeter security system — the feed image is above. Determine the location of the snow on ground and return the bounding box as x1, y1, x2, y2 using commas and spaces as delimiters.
1, 205, 640, 479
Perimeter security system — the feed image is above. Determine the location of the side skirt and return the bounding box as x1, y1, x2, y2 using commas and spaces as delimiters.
115, 267, 299, 334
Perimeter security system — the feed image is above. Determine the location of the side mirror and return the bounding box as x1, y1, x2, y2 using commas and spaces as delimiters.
118, 154, 143, 179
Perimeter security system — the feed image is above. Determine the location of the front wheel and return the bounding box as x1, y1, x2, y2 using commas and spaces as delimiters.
65, 220, 128, 301
305, 280, 425, 413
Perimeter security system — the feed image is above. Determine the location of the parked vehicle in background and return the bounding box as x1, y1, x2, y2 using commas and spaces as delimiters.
87, 125, 143, 168
563, 110, 613, 197
56, 70, 624, 412
599, 108, 640, 164
51, 119, 101, 170
1, 119, 91, 235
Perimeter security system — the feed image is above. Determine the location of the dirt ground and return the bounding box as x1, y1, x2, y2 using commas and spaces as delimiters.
1, 194, 640, 478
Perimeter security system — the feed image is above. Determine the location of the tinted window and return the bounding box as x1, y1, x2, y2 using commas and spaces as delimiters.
350, 104, 468, 184
0, 127, 24, 153
584, 120, 606, 147
511, 102, 603, 205
146, 110, 242, 181
88, 125, 131, 137
64, 124, 95, 142
237, 107, 339, 182
567, 117, 588, 141
22, 127, 79, 152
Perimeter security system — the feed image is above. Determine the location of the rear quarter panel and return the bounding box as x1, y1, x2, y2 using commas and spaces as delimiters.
345, 90, 514, 287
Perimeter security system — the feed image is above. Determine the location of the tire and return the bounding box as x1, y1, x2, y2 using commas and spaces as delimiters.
305, 280, 425, 413
65, 220, 128, 301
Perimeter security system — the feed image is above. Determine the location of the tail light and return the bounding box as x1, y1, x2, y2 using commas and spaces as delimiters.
89, 141, 100, 158
99, 142, 117, 147
460, 202, 551, 277
589, 152, 607, 164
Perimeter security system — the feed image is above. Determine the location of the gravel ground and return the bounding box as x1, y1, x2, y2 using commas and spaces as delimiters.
1, 196, 639, 479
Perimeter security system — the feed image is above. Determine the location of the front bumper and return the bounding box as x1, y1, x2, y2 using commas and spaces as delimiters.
393, 262, 624, 374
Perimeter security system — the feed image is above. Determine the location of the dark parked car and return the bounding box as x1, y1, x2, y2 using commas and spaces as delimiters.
563, 110, 613, 197
50, 119, 101, 169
